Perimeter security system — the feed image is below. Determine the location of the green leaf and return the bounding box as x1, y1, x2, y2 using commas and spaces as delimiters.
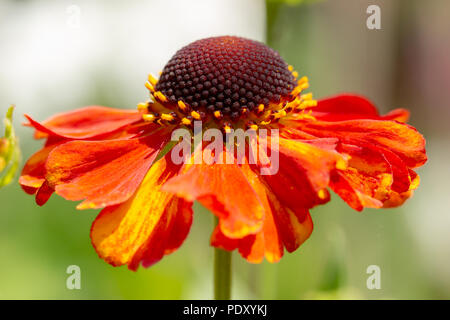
0, 105, 21, 187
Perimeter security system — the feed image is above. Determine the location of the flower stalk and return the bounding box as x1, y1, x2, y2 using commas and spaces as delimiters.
213, 216, 232, 300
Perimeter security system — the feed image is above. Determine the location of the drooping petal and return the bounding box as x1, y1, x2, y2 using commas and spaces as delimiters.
90, 156, 193, 270
382, 192, 412, 208
372, 146, 411, 193
296, 119, 427, 168
35, 180, 54, 206
45, 131, 170, 209
207, 136, 337, 261
330, 170, 383, 211
19, 144, 60, 194
218, 162, 283, 263
268, 198, 313, 254
162, 148, 264, 239
330, 143, 420, 211
343, 143, 411, 192
25, 106, 142, 140
258, 137, 345, 212
211, 162, 313, 263
286, 95, 426, 211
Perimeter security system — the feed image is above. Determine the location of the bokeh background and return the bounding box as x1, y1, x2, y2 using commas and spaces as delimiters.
1, 0, 449, 299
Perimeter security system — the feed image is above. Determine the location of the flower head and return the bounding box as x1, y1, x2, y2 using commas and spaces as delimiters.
20, 36, 427, 269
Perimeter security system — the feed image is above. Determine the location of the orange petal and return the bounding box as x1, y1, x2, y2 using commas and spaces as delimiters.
278, 137, 344, 191
373, 146, 411, 193
380, 169, 419, 208
258, 137, 344, 213
162, 149, 264, 239
329, 143, 419, 211
330, 170, 383, 211
211, 163, 313, 262
296, 119, 427, 168
211, 208, 313, 263
24, 106, 142, 140
19, 144, 59, 193
340, 143, 411, 193
233, 163, 283, 263
46, 132, 169, 209
380, 109, 410, 123
90, 156, 193, 270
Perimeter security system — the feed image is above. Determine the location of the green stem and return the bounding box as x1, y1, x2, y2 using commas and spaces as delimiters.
213, 216, 232, 300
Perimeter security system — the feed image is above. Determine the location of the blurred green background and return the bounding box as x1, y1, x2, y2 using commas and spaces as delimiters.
0, 0, 449, 299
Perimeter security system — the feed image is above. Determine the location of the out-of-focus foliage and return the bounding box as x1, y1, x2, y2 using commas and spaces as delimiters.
265, 0, 321, 46
0, 106, 21, 187
266, 0, 321, 6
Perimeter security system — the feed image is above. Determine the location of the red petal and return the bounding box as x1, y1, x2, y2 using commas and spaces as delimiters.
311, 95, 379, 121
25, 106, 142, 140
311, 95, 409, 123
46, 131, 169, 209
35, 181, 53, 206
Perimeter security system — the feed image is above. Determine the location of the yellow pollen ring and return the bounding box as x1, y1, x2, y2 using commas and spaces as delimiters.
154, 91, 168, 102
298, 76, 309, 85
291, 110, 316, 121
142, 114, 156, 122
273, 110, 287, 119
287, 98, 300, 109
301, 93, 313, 101
298, 82, 310, 91
214, 110, 222, 119
147, 74, 158, 86
292, 71, 299, 78
145, 82, 155, 93
191, 111, 201, 120
137, 102, 148, 111
257, 104, 265, 112
181, 117, 192, 125
223, 125, 232, 134
292, 84, 309, 97
299, 99, 318, 109
288, 65, 294, 72
160, 113, 174, 121
178, 100, 188, 111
